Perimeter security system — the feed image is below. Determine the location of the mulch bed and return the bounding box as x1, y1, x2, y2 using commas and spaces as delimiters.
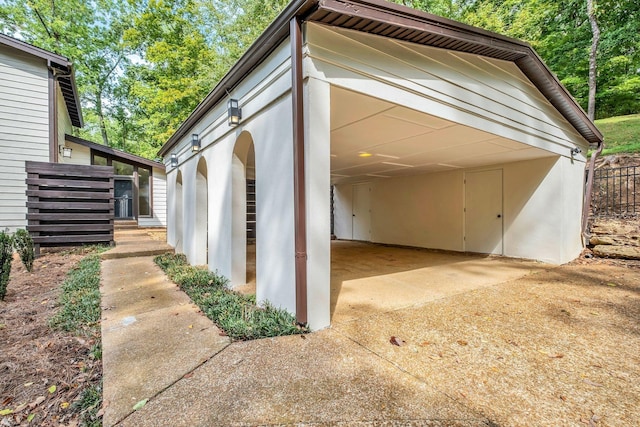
0, 249, 101, 426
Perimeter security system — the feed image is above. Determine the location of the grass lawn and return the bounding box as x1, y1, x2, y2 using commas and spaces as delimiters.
595, 113, 640, 155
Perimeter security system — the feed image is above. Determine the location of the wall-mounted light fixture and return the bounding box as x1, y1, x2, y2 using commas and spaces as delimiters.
571, 147, 582, 156
191, 133, 200, 153
170, 153, 178, 167
59, 145, 72, 158
227, 99, 241, 126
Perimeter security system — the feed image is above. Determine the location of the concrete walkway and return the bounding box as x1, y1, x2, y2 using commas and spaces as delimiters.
100, 230, 230, 426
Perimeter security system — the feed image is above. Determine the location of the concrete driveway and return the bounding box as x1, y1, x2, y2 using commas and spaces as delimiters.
111, 242, 556, 426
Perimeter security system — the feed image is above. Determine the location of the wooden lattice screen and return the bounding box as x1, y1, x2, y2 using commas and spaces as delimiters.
26, 161, 114, 252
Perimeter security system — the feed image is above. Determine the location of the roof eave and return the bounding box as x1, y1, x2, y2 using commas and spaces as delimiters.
158, 0, 320, 157
66, 134, 165, 170
0, 34, 84, 128
158, 0, 602, 157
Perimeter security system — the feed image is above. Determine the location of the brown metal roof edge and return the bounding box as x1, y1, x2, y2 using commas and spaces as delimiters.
0, 33, 83, 128
158, 0, 602, 157
65, 134, 165, 171
320, 0, 532, 51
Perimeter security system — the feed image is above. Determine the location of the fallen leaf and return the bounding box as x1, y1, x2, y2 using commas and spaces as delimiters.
606, 282, 618, 287
583, 379, 603, 387
549, 353, 564, 359
23, 382, 33, 387
419, 341, 431, 347
0, 323, 5, 329
457, 340, 468, 346
537, 350, 549, 355
60, 402, 70, 409
27, 414, 35, 422
590, 312, 600, 316
29, 397, 45, 408
390, 336, 406, 346
559, 395, 567, 401
132, 399, 148, 411
48, 385, 57, 394
14, 404, 27, 413
188, 324, 193, 329
183, 372, 194, 379
218, 331, 227, 336
1, 397, 11, 406
0, 409, 14, 416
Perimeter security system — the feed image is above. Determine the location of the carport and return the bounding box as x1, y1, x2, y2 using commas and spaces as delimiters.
160, 0, 602, 330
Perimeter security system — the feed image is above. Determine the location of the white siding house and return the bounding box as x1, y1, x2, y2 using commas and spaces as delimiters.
0, 34, 167, 234
159, 0, 603, 330
0, 34, 82, 233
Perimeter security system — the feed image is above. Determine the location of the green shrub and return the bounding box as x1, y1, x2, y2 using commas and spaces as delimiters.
0, 230, 13, 300
153, 253, 307, 340
49, 254, 102, 335
13, 229, 34, 272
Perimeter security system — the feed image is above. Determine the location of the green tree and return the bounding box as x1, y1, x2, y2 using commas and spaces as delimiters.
0, 0, 131, 146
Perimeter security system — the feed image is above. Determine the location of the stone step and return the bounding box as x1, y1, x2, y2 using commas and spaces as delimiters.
114, 220, 138, 230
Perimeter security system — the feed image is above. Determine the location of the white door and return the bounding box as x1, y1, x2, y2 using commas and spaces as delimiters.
465, 169, 503, 254
352, 183, 371, 241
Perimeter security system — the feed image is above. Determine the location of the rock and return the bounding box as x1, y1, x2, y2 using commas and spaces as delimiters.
589, 236, 616, 245
590, 235, 639, 246
591, 220, 639, 236
592, 245, 640, 260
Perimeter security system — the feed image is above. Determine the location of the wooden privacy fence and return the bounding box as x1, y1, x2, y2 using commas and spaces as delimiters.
590, 165, 639, 218
26, 161, 114, 251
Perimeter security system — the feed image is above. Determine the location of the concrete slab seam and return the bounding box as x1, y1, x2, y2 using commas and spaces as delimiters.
112, 342, 233, 426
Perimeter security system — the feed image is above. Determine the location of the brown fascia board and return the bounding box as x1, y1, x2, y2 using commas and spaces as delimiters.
66, 134, 165, 171
0, 33, 83, 128
158, 0, 602, 157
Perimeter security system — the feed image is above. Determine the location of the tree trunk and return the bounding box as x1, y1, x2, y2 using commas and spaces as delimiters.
587, 0, 600, 121
95, 89, 110, 146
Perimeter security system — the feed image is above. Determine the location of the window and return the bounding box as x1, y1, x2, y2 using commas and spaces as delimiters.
113, 160, 134, 176
93, 154, 108, 166
139, 168, 151, 216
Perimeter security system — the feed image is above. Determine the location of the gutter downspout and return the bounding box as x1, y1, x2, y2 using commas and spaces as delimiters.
582, 142, 604, 245
47, 63, 58, 163
291, 17, 308, 325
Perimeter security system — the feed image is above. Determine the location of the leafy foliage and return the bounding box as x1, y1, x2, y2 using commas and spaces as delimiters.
13, 229, 35, 272
154, 253, 308, 340
0, 230, 13, 300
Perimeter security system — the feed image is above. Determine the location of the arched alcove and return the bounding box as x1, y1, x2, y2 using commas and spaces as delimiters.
175, 170, 184, 253
231, 132, 256, 289
194, 157, 208, 265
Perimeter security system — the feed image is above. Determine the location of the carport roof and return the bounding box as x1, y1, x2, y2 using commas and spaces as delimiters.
159, 0, 603, 156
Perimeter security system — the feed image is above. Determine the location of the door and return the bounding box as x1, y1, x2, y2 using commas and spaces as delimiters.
352, 183, 371, 241
114, 179, 134, 219
465, 169, 503, 254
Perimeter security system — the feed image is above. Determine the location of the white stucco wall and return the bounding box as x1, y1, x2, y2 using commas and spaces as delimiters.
0, 45, 49, 232
334, 156, 585, 265
164, 40, 299, 316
